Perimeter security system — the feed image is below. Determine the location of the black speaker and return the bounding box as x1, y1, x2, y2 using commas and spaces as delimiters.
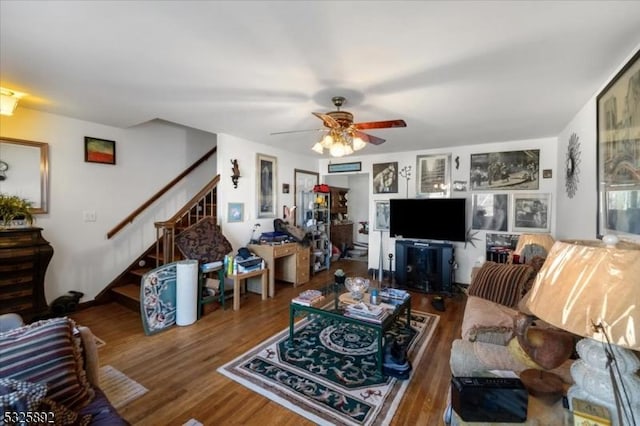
451, 376, 528, 423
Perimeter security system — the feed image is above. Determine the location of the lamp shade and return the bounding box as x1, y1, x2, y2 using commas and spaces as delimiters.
514, 233, 555, 255
525, 239, 640, 351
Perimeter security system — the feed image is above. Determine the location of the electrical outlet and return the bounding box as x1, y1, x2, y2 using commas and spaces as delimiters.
83, 210, 97, 222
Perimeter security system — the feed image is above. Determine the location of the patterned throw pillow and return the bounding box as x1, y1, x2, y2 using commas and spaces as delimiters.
175, 217, 232, 264
0, 378, 47, 413
468, 261, 536, 308
0, 317, 95, 411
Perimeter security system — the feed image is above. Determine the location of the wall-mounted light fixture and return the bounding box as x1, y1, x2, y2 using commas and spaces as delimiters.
231, 159, 240, 188
0, 87, 26, 116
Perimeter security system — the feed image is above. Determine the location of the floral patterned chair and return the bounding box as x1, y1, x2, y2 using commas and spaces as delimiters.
174, 217, 234, 313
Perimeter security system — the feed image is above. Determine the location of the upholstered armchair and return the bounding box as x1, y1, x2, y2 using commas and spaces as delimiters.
174, 217, 234, 313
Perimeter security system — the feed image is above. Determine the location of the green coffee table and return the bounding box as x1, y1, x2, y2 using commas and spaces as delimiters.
288, 282, 412, 374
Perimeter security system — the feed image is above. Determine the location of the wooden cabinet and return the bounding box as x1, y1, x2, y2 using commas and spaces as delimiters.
331, 223, 353, 251
330, 186, 348, 215
329, 186, 353, 251
0, 227, 54, 321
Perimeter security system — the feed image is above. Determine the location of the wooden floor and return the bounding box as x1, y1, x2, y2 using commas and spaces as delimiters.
71, 259, 466, 426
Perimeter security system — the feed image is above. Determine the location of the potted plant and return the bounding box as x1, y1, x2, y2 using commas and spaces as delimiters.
0, 193, 34, 228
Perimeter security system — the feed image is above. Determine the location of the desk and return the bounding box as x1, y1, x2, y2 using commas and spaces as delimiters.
248, 243, 310, 297
231, 268, 268, 311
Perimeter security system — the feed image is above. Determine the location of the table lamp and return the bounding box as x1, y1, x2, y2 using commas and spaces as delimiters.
513, 233, 555, 262
525, 236, 640, 426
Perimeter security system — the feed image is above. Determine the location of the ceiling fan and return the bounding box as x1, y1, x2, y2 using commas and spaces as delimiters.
272, 96, 407, 157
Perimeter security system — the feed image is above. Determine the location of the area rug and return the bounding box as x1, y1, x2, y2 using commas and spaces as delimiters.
98, 365, 148, 409
218, 310, 439, 426
140, 261, 178, 335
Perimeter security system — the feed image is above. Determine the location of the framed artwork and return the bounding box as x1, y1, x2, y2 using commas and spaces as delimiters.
511, 193, 551, 232
328, 162, 361, 173
293, 168, 319, 226
282, 183, 290, 194
471, 193, 508, 231
227, 202, 244, 223
416, 153, 451, 198
596, 49, 640, 238
372, 161, 398, 193
374, 200, 390, 231
256, 153, 277, 218
453, 180, 468, 192
470, 149, 539, 190
84, 136, 115, 165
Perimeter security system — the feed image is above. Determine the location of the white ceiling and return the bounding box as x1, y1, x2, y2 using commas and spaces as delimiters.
1, 1, 640, 156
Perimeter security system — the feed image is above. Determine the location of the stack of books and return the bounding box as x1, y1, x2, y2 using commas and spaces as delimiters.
292, 289, 324, 306
379, 288, 409, 301
344, 302, 389, 323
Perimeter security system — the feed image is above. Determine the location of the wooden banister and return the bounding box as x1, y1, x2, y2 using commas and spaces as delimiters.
107, 146, 217, 239
154, 174, 220, 265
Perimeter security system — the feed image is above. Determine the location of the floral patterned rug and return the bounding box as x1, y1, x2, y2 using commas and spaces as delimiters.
140, 262, 178, 335
218, 310, 439, 426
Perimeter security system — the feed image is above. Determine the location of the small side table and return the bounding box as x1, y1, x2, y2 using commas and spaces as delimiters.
231, 268, 268, 311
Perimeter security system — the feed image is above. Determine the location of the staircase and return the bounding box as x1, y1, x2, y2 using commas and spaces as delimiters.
96, 174, 220, 312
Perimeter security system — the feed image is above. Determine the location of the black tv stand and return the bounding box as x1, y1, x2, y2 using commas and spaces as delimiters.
394, 240, 454, 294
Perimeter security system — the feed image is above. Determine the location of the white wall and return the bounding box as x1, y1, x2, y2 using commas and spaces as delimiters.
215, 133, 321, 250
320, 136, 558, 284
556, 44, 640, 244
0, 109, 217, 302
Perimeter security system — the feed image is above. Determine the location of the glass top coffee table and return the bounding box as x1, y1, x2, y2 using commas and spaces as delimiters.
288, 282, 412, 374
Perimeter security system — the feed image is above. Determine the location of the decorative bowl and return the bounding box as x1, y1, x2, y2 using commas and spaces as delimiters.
345, 277, 370, 301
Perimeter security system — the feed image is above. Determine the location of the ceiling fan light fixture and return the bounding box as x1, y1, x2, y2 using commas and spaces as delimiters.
311, 142, 324, 154
352, 137, 366, 151
321, 133, 334, 148
329, 143, 346, 157
343, 144, 354, 156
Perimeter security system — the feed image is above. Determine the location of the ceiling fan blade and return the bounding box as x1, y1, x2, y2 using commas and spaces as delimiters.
270, 129, 325, 136
312, 112, 340, 128
354, 119, 407, 130
354, 130, 386, 145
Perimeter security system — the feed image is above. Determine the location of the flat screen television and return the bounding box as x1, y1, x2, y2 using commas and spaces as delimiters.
389, 198, 466, 242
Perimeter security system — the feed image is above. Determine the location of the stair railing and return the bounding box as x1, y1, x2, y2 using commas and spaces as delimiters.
107, 146, 218, 239
154, 174, 221, 266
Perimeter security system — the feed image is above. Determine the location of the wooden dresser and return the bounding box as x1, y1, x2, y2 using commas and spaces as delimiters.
0, 227, 54, 321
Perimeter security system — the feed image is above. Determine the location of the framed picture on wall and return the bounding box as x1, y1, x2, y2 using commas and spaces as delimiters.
372, 162, 398, 193
471, 193, 508, 231
227, 203, 244, 223
256, 153, 277, 218
84, 136, 116, 165
511, 193, 551, 232
416, 153, 451, 198
374, 200, 390, 231
596, 49, 640, 238
470, 150, 539, 190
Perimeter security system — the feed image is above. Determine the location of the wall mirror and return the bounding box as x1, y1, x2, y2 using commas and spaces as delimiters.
0, 137, 49, 214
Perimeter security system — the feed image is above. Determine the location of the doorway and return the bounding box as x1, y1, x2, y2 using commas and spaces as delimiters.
325, 173, 369, 260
